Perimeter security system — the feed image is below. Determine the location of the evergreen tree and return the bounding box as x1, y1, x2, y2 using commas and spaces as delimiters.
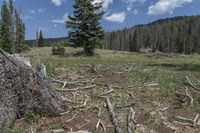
176, 29, 183, 53
0, 0, 12, 53
38, 30, 44, 47
66, 0, 104, 56
129, 30, 137, 52
9, 0, 15, 52
0, 0, 27, 53
145, 35, 150, 48
15, 9, 27, 53
35, 29, 39, 47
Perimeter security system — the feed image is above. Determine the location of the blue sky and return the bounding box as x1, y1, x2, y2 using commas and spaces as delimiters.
1, 0, 200, 40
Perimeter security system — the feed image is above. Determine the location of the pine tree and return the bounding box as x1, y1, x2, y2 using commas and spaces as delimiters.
0, 0, 13, 53
66, 0, 104, 56
9, 0, 15, 52
38, 30, 44, 47
15, 9, 27, 53
176, 28, 183, 53
15, 9, 25, 45
35, 29, 39, 47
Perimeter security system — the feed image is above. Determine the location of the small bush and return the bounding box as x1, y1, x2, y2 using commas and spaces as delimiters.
16, 43, 30, 53
52, 45, 65, 55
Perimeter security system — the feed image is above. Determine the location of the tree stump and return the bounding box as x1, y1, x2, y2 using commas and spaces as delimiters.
0, 49, 64, 132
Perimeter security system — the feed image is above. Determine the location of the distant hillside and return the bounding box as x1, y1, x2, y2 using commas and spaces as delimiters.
104, 15, 200, 54
26, 37, 67, 47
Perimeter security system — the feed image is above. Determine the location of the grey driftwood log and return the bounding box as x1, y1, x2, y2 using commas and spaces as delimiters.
0, 48, 64, 132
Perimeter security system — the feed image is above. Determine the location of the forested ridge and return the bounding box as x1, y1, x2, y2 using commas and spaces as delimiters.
104, 15, 200, 54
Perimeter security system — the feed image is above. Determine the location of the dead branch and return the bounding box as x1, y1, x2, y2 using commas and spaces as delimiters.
78, 120, 90, 129
98, 85, 114, 97
174, 115, 194, 126
70, 97, 90, 109
66, 114, 78, 123
185, 76, 200, 91
193, 114, 199, 126
126, 107, 136, 133
176, 116, 193, 123
96, 119, 106, 132
127, 91, 135, 100
173, 121, 193, 126
103, 97, 123, 133
91, 75, 103, 82
175, 88, 194, 106
68, 131, 92, 133
185, 87, 194, 106
160, 107, 169, 112
80, 85, 96, 90
144, 82, 159, 87
60, 110, 70, 116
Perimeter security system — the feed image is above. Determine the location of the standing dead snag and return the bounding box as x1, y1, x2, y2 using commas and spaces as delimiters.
0, 49, 64, 132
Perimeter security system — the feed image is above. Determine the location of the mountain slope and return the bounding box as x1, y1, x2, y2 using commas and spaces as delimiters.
26, 37, 67, 47
103, 15, 200, 54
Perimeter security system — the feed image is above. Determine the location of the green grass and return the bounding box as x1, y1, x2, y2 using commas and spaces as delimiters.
26, 47, 200, 93
25, 47, 200, 114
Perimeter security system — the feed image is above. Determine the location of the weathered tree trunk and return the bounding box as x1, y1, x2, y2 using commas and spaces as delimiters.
0, 49, 64, 132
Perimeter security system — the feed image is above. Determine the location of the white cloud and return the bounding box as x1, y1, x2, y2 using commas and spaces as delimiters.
50, 13, 68, 24
54, 24, 57, 27
51, 0, 66, 6
104, 12, 126, 23
37, 8, 46, 13
122, 0, 146, 4
123, 0, 145, 13
133, 9, 138, 15
93, 0, 113, 11
30, 8, 46, 14
126, 4, 133, 11
23, 16, 34, 20
30, 10, 35, 14
148, 0, 193, 15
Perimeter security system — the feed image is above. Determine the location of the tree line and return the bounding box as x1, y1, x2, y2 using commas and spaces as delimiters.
104, 16, 200, 54
0, 0, 28, 54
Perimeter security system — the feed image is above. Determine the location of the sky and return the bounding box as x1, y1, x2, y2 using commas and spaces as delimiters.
1, 0, 200, 40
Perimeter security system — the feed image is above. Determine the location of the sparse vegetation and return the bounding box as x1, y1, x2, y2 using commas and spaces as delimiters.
24, 111, 40, 124
52, 45, 66, 55
14, 47, 199, 132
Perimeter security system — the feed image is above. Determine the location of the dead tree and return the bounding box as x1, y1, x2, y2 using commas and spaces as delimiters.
0, 49, 64, 132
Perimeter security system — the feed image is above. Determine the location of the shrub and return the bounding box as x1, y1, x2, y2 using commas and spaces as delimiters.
52, 45, 65, 55
16, 43, 30, 53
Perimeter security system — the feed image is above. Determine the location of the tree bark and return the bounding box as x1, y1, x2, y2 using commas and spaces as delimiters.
0, 49, 64, 132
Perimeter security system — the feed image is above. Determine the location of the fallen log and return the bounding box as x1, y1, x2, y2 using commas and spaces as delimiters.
0, 49, 64, 132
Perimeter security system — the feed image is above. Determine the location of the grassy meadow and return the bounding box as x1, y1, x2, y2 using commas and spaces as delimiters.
9, 47, 200, 133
